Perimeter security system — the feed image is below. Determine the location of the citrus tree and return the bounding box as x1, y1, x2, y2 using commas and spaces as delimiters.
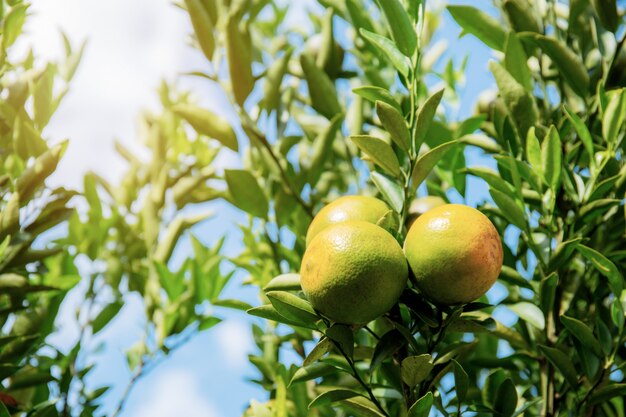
1, 0, 626, 417
164, 0, 626, 416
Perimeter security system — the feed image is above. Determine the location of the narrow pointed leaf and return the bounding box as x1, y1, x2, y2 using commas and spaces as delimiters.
538, 345, 579, 388
301, 54, 341, 119
225, 169, 269, 219
508, 301, 545, 330
542, 125, 562, 191
414, 89, 444, 149
360, 29, 410, 77
309, 389, 362, 409
184, 0, 215, 61
560, 316, 604, 358
408, 392, 433, 417
263, 273, 302, 292
563, 106, 594, 164
351, 135, 402, 177
266, 291, 319, 324
577, 245, 623, 295
447, 5, 507, 51
489, 188, 526, 230
376, 100, 410, 151
370, 171, 404, 213
353, 86, 401, 112
374, 0, 417, 56
173, 104, 238, 151
504, 32, 532, 91
524, 34, 589, 98
410, 140, 457, 192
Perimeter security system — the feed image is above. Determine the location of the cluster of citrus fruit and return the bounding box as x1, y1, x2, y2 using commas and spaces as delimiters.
300, 196, 503, 324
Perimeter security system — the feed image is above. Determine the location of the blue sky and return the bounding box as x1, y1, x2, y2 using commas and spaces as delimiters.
18, 0, 509, 415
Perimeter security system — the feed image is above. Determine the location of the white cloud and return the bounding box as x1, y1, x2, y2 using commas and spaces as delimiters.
16, 0, 208, 189
213, 320, 253, 370
132, 370, 222, 417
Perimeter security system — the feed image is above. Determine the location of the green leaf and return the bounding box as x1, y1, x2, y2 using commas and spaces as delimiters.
15, 141, 67, 202
212, 299, 253, 311
2, 4, 28, 50
483, 369, 506, 406
577, 245, 623, 295
414, 89, 444, 150
490, 61, 537, 139
309, 389, 361, 409
326, 324, 354, 359
524, 33, 589, 98
525, 128, 542, 176
560, 316, 604, 358
447, 5, 507, 51
493, 378, 517, 417
92, 302, 123, 334
602, 89, 626, 148
370, 329, 405, 371
154, 212, 213, 263
542, 125, 562, 191
225, 14, 254, 106
374, 0, 417, 56
504, 32, 532, 91
351, 135, 402, 177
198, 316, 222, 331
590, 0, 618, 32
0, 192, 20, 238
587, 384, 626, 406
173, 104, 238, 151
538, 344, 579, 387
408, 392, 433, 417
266, 291, 319, 324
563, 105, 594, 167
247, 305, 316, 329
579, 198, 621, 223
401, 354, 433, 388
489, 188, 526, 230
507, 301, 545, 330
301, 54, 342, 120
370, 171, 404, 213
263, 49, 292, 111
263, 273, 302, 292
225, 169, 269, 219
360, 30, 410, 77
303, 337, 332, 366
0, 402, 9, 417
540, 273, 558, 315
466, 167, 516, 197
376, 100, 410, 151
184, 0, 215, 61
410, 140, 457, 192
452, 360, 469, 403
353, 86, 401, 112
309, 113, 344, 184
289, 362, 337, 385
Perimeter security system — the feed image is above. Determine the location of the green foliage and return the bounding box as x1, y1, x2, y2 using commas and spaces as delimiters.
175, 1, 624, 416
1, 0, 625, 416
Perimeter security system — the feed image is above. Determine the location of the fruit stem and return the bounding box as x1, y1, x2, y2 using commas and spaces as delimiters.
329, 338, 390, 417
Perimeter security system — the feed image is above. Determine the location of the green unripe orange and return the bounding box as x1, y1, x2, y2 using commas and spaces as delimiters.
404, 204, 503, 305
306, 195, 391, 246
301, 221, 408, 324
405, 196, 447, 228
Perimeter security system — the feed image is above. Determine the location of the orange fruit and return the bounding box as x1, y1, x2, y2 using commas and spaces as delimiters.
404, 204, 503, 305
306, 195, 391, 246
301, 221, 408, 324
405, 196, 447, 228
